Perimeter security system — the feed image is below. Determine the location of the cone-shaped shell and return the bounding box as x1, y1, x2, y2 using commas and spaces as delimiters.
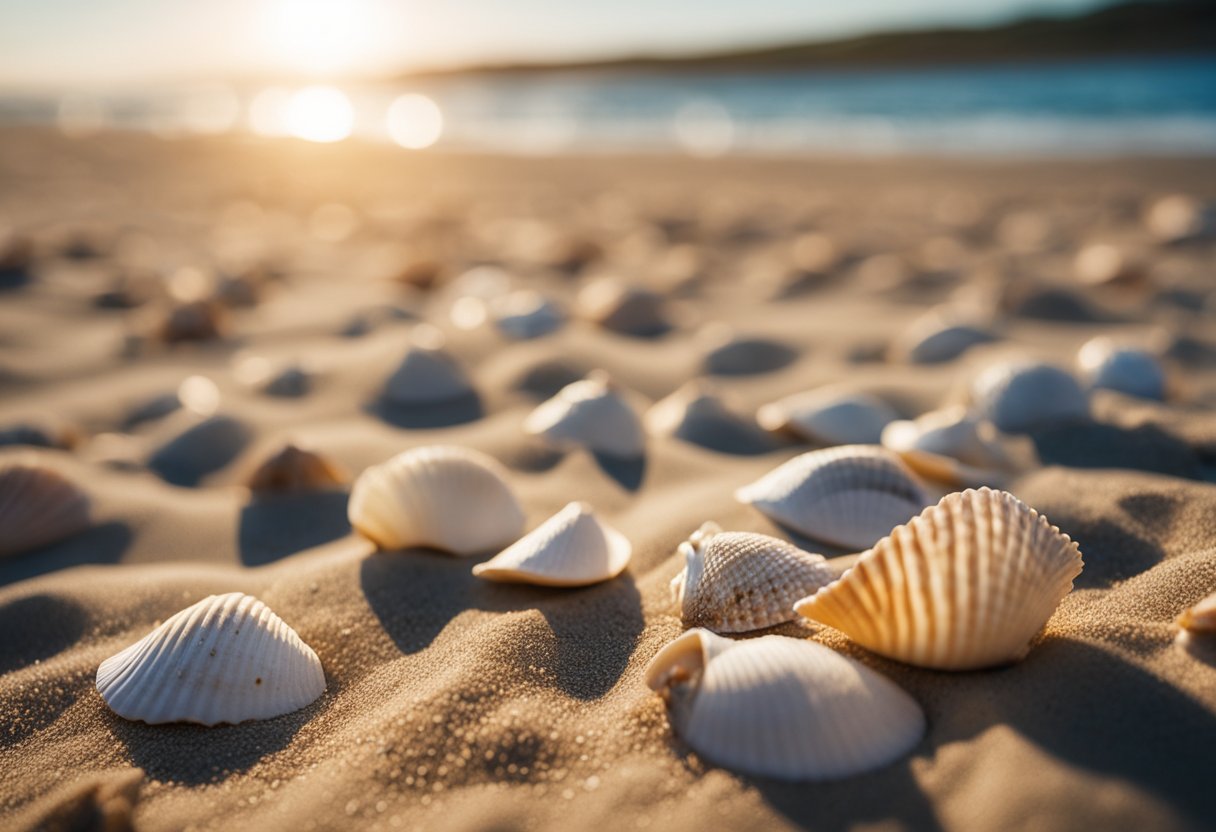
970, 361, 1088, 434
881, 406, 1029, 487
348, 445, 525, 555
491, 290, 565, 340
795, 488, 1083, 670
0, 462, 91, 558
577, 278, 669, 337
96, 593, 325, 725
524, 371, 644, 458
246, 443, 347, 493
472, 501, 631, 586
1077, 338, 1166, 401
758, 390, 898, 446
736, 446, 928, 550
382, 345, 474, 406
671, 522, 833, 633
644, 629, 924, 781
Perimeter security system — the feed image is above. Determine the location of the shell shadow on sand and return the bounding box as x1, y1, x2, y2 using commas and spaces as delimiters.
0, 521, 132, 589
238, 492, 352, 566
147, 416, 252, 487
360, 550, 643, 700
1029, 422, 1204, 481
592, 451, 646, 491
366, 392, 483, 429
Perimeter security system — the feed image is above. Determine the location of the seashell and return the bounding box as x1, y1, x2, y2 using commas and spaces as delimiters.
699, 325, 796, 376
795, 488, 1083, 670
890, 312, 997, 364
1073, 243, 1142, 287
96, 592, 325, 725
671, 522, 833, 633
881, 405, 1029, 487
524, 371, 644, 458
155, 300, 226, 344
246, 443, 347, 493
0, 462, 91, 558
381, 344, 474, 406
1077, 338, 1166, 401
1177, 591, 1216, 634
472, 501, 631, 586
491, 290, 565, 340
393, 258, 445, 291
0, 419, 79, 450
757, 389, 899, 446
645, 381, 774, 454
348, 445, 524, 555
1145, 194, 1208, 244
576, 278, 670, 337
736, 445, 928, 550
644, 629, 924, 781
970, 360, 1088, 434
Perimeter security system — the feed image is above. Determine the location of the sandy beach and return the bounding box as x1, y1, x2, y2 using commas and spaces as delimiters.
1, 127, 1215, 831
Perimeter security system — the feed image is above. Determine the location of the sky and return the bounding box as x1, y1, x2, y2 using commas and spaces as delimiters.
0, 0, 1119, 90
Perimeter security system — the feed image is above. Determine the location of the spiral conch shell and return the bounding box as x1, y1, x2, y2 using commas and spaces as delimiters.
736, 445, 928, 550
671, 522, 833, 633
0, 462, 91, 558
348, 445, 525, 555
644, 629, 925, 781
795, 488, 1083, 670
472, 501, 631, 586
96, 593, 325, 725
524, 371, 644, 458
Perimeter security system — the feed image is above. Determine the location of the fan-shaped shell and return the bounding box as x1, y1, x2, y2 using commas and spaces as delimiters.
0, 462, 91, 558
348, 445, 525, 555
645, 381, 774, 453
246, 443, 347, 493
881, 406, 1030, 487
795, 488, 1083, 670
576, 278, 669, 337
736, 445, 928, 550
96, 593, 325, 725
757, 390, 898, 446
1077, 338, 1166, 401
644, 629, 924, 781
472, 501, 631, 586
491, 290, 565, 340
671, 522, 833, 633
524, 371, 644, 458
970, 361, 1088, 433
382, 345, 474, 406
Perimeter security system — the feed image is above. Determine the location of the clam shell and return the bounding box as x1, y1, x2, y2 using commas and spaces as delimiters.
246, 443, 346, 493
970, 361, 1088, 434
577, 278, 669, 337
644, 629, 924, 781
382, 345, 474, 406
891, 312, 997, 364
524, 371, 644, 458
795, 488, 1083, 670
736, 445, 928, 550
881, 406, 1029, 487
671, 522, 833, 633
1177, 591, 1216, 634
0, 462, 91, 558
96, 593, 325, 725
348, 445, 525, 555
757, 389, 898, 445
1077, 338, 1166, 401
472, 501, 631, 586
699, 325, 796, 376
645, 381, 773, 453
491, 290, 565, 340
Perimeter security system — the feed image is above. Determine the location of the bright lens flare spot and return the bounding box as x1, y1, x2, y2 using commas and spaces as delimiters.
259, 0, 371, 74
387, 94, 443, 150
284, 86, 354, 143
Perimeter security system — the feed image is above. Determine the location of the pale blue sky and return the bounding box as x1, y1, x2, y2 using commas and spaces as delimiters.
0, 0, 1116, 89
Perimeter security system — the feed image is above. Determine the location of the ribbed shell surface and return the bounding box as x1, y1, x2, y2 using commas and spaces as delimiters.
645, 630, 924, 781
472, 501, 631, 586
674, 524, 833, 633
382, 346, 474, 405
96, 593, 325, 725
736, 445, 928, 550
347, 445, 525, 555
970, 361, 1088, 433
0, 462, 91, 558
795, 488, 1083, 670
523, 374, 644, 458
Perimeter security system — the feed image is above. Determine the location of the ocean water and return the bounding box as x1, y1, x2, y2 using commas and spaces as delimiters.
4, 55, 1216, 156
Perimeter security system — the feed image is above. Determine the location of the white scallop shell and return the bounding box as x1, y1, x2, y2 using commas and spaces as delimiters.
472, 501, 631, 586
671, 522, 833, 633
576, 278, 669, 337
795, 488, 1083, 670
880, 405, 1031, 487
970, 360, 1088, 433
382, 345, 474, 406
644, 629, 925, 781
0, 462, 91, 558
524, 371, 644, 458
757, 389, 899, 445
348, 445, 525, 555
96, 593, 325, 725
891, 312, 997, 364
736, 445, 928, 550
491, 290, 565, 340
1077, 337, 1166, 401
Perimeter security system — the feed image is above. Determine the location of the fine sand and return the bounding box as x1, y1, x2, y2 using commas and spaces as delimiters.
1, 128, 1214, 831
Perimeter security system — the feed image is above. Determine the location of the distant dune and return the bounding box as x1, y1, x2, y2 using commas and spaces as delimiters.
396, 0, 1216, 79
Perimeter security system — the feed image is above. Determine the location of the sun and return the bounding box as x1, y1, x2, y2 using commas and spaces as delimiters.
258, 0, 373, 75
283, 86, 354, 143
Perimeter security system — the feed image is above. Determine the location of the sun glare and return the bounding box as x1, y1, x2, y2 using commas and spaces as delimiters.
387, 94, 444, 150
259, 0, 373, 74
283, 86, 354, 143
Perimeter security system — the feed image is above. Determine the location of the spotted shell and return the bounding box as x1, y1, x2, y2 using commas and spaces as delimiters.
524, 371, 644, 458
1077, 338, 1166, 401
671, 522, 833, 633
382, 344, 474, 406
644, 629, 925, 781
795, 488, 1083, 670
0, 462, 91, 558
96, 593, 325, 725
472, 501, 631, 586
970, 360, 1089, 434
347, 445, 525, 555
757, 389, 899, 446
